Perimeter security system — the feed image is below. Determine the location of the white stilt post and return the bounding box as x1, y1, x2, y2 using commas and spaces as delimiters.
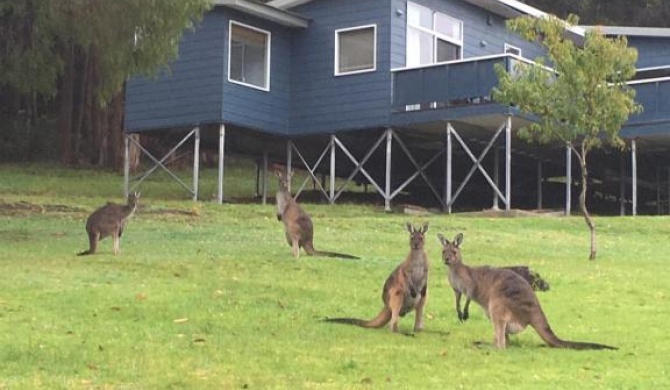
192, 127, 200, 201
124, 134, 130, 199
262, 150, 269, 205
286, 140, 292, 192
445, 123, 452, 213
565, 143, 572, 216
619, 153, 625, 216
217, 124, 226, 204
330, 135, 336, 204
632, 139, 637, 216
537, 160, 543, 210
493, 148, 500, 210
504, 116, 511, 211
385, 128, 393, 212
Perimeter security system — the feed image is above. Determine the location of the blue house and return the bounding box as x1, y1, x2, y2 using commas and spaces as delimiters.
124, 0, 670, 215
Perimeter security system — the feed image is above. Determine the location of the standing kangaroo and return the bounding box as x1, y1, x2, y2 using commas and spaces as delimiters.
275, 169, 358, 259
455, 265, 550, 322
437, 232, 616, 350
77, 192, 140, 256
325, 223, 430, 333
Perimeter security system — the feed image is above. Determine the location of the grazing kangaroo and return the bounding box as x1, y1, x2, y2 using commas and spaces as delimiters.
275, 169, 358, 259
77, 192, 139, 256
325, 223, 430, 333
437, 232, 616, 350
456, 265, 550, 322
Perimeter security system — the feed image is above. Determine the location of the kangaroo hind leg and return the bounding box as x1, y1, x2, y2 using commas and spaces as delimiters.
388, 289, 403, 333
413, 287, 427, 332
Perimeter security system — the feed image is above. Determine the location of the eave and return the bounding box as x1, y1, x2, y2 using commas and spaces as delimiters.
214, 0, 309, 28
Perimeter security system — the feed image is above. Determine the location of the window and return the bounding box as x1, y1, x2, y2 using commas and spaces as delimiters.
407, 2, 463, 67
228, 21, 270, 91
335, 25, 377, 75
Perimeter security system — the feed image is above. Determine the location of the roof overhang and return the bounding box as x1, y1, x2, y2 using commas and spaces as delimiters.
582, 25, 670, 38
214, 0, 309, 28
266, 0, 313, 10
461, 0, 586, 44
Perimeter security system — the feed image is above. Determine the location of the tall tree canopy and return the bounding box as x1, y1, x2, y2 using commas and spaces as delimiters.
493, 14, 642, 260
0, 0, 212, 167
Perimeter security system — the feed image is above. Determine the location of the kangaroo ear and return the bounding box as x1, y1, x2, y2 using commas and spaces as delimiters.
454, 233, 464, 247
406, 223, 414, 233
437, 233, 447, 246
421, 222, 429, 233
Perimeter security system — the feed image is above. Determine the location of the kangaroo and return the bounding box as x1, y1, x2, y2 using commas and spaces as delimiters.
77, 192, 140, 256
325, 223, 430, 333
437, 232, 616, 350
275, 168, 358, 259
457, 265, 550, 322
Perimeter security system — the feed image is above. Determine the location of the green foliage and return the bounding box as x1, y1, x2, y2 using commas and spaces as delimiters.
72, 0, 213, 103
1, 166, 669, 388
493, 14, 641, 153
0, 0, 63, 95
0, 0, 212, 103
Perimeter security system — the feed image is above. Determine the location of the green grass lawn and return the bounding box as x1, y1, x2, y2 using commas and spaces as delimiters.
0, 163, 668, 389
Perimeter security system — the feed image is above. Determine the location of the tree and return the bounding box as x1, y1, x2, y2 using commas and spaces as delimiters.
0, 0, 212, 167
493, 14, 642, 260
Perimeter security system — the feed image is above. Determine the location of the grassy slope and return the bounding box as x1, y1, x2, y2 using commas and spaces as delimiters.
0, 164, 668, 389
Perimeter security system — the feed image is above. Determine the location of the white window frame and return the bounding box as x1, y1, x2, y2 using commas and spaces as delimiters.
504, 43, 522, 56
406, 2, 463, 67
227, 20, 271, 91
334, 24, 377, 76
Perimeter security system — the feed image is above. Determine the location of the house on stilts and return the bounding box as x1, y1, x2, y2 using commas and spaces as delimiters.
123, 0, 670, 215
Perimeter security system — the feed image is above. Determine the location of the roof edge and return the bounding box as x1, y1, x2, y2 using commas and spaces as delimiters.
214, 0, 309, 28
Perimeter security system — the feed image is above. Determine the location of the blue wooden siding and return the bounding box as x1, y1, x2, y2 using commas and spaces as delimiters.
125, 8, 293, 134
628, 37, 670, 69
126, 0, 670, 139
221, 10, 292, 134
390, 0, 545, 70
289, 0, 392, 134
125, 11, 225, 132
623, 79, 670, 137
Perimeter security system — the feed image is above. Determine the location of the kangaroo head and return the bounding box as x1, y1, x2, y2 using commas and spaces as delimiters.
437, 232, 463, 266
127, 192, 140, 207
275, 169, 293, 192
406, 222, 429, 250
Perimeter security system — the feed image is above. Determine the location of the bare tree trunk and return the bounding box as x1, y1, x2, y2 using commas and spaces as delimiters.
58, 42, 75, 165
74, 50, 90, 158
108, 91, 125, 170
576, 146, 597, 260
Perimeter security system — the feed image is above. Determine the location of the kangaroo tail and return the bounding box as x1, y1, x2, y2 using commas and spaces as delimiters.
324, 308, 390, 328
312, 250, 360, 260
554, 340, 618, 350
532, 318, 617, 350
77, 250, 92, 256
503, 266, 550, 292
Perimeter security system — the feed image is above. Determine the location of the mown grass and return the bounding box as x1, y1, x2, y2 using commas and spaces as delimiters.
0, 163, 668, 389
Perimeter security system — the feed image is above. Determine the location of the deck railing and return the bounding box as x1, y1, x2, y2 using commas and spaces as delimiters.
627, 77, 670, 125
391, 54, 534, 112
392, 55, 670, 129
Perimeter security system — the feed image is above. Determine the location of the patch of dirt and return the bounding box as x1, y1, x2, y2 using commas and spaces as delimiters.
143, 208, 199, 217
0, 201, 198, 217
456, 208, 564, 218
0, 201, 87, 216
